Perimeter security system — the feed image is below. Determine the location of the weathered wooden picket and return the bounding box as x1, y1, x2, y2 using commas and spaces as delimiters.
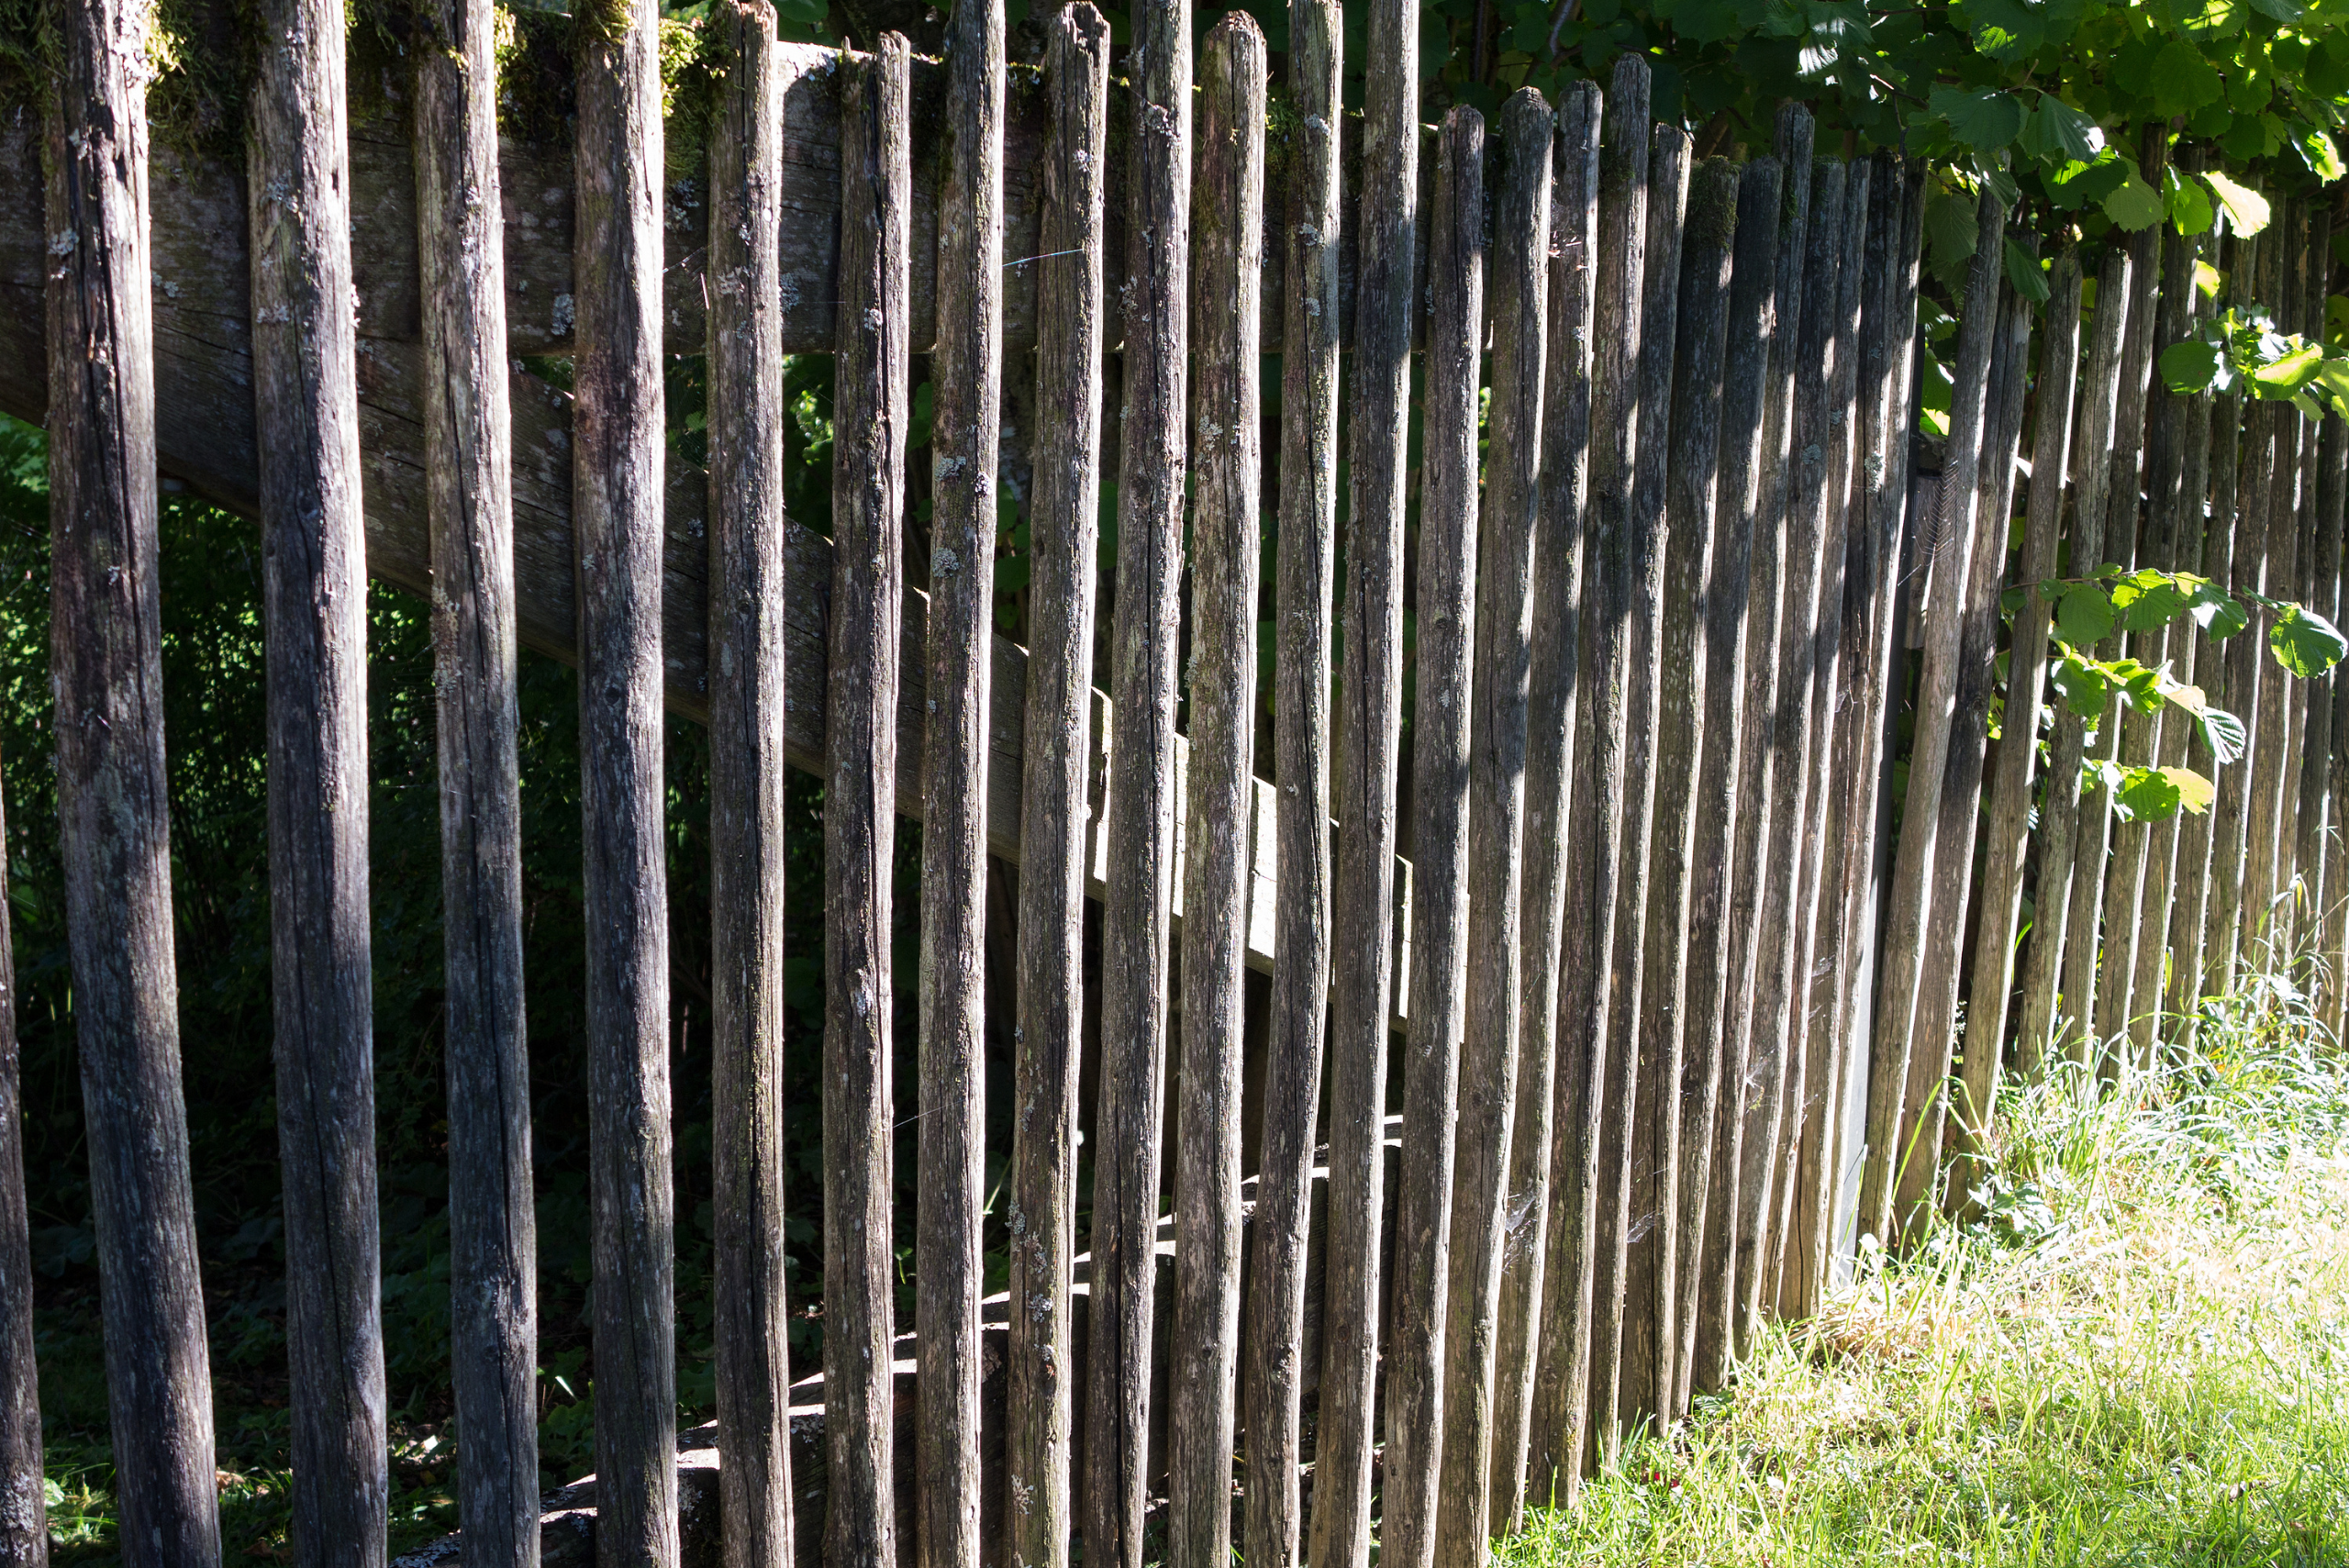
8, 0, 2349, 1563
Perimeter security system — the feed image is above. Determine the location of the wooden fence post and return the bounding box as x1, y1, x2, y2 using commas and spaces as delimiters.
1957, 249, 2083, 1148
2176, 235, 2253, 1032
1386, 105, 1486, 1568
0, 756, 41, 1565
414, 0, 538, 1552
1900, 241, 2033, 1224
44, 0, 223, 1555
2210, 226, 2283, 994
1243, 3, 1338, 1563
1085, 0, 1190, 1545
2012, 246, 2133, 1073
2124, 213, 2214, 1068
707, 7, 795, 1565
246, 0, 390, 1552
1609, 127, 1698, 1437
1639, 153, 1733, 1416
2246, 211, 2310, 960
1859, 187, 2003, 1246
1531, 49, 1645, 1510
1494, 79, 1599, 1529
1169, 21, 1264, 1568
1779, 160, 1875, 1316
2163, 309, 2224, 1042
2309, 395, 2349, 1020
1433, 88, 1547, 1568
827, 38, 911, 1568
1008, 13, 1108, 1568
1587, 103, 1678, 1472
918, 0, 1005, 1554
1820, 156, 1924, 1283
1717, 110, 1809, 1355
1741, 154, 1843, 1306
1681, 153, 1781, 1402
1307, 0, 1414, 1548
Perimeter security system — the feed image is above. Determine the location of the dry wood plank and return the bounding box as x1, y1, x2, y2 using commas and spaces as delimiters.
1005, 13, 1108, 1568
1082, 0, 1191, 1551
1630, 152, 1731, 1418
413, 0, 539, 1556
1168, 21, 1264, 1568
826, 37, 912, 1568
1537, 59, 1647, 1485
707, 7, 796, 1566
1738, 153, 1842, 1308
245, 0, 391, 1554
2272, 210, 2320, 945
1858, 187, 2002, 1245
1679, 153, 1782, 1403
1431, 88, 1547, 1568
1777, 160, 1875, 1315
1305, 0, 1418, 1550
0, 756, 41, 1565
1900, 247, 2032, 1223
914, 0, 1003, 1558
1242, 3, 1339, 1562
1491, 82, 1599, 1530
1955, 247, 2082, 1151
2012, 245, 2134, 1073
1816, 157, 1923, 1287
43, 0, 223, 1558
1386, 105, 1486, 1568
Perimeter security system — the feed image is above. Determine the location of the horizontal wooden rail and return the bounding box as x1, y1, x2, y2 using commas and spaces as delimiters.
0, 92, 1412, 1016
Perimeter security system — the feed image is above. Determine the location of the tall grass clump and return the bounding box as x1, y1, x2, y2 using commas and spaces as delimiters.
1504, 968, 2349, 1568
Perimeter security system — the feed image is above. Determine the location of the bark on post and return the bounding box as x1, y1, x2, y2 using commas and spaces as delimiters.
1168, 21, 1263, 1568
1957, 249, 2083, 1143
1492, 83, 1599, 1529
1243, 4, 1337, 1562
246, 0, 389, 1553
1900, 251, 2033, 1223
707, 8, 795, 1565
2305, 402, 2348, 1010
917, 0, 1004, 1557
1432, 89, 1546, 1568
2013, 247, 2133, 1073
826, 37, 911, 1568
1007, 14, 1108, 1568
2165, 347, 2226, 1040
1681, 154, 1781, 1401
2243, 212, 2310, 958
414, 0, 537, 1552
1306, 0, 1414, 1549
1386, 106, 1485, 1568
1778, 161, 1874, 1317
1627, 152, 1731, 1418
43, 0, 222, 1551
1083, 0, 1189, 1546
0, 759, 42, 1565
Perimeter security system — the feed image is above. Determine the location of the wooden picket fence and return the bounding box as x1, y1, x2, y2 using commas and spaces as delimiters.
6, 0, 2347, 1564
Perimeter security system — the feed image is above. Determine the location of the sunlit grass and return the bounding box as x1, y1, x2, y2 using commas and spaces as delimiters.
1505, 973, 2349, 1567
